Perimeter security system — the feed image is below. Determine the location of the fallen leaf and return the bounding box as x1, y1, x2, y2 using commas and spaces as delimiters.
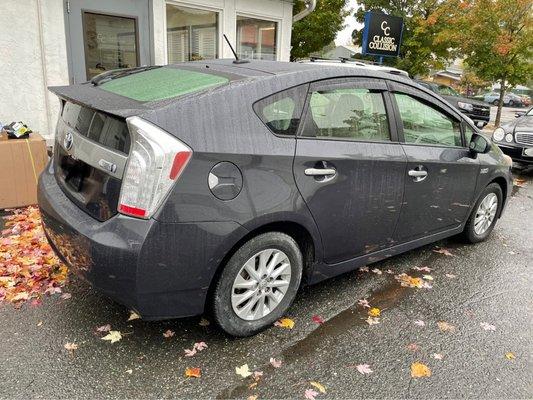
60, 293, 72, 300
163, 329, 175, 338
371, 268, 382, 275
270, 358, 282, 368
236, 364, 252, 378
184, 348, 197, 357
194, 341, 208, 351
312, 315, 324, 324
127, 311, 140, 321
366, 316, 380, 325
37, 321, 43, 327
199, 318, 210, 327
253, 371, 263, 379
432, 353, 444, 360
433, 248, 454, 257
96, 324, 111, 333
395, 273, 426, 289
411, 362, 431, 378
304, 388, 319, 400
185, 367, 201, 378
357, 298, 370, 308
414, 320, 425, 327
359, 266, 369, 272
64, 342, 78, 351
356, 364, 373, 375
445, 273, 457, 279
413, 266, 432, 272
385, 269, 395, 274
274, 318, 294, 329
407, 343, 420, 352
247, 396, 258, 400
505, 352, 516, 360
422, 275, 433, 281
437, 321, 456, 333
125, 369, 133, 374
368, 307, 381, 317
101, 330, 122, 343
310, 381, 326, 393
480, 322, 496, 331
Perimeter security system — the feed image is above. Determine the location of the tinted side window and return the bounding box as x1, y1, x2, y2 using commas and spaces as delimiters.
394, 93, 462, 147
253, 85, 307, 136
304, 88, 390, 141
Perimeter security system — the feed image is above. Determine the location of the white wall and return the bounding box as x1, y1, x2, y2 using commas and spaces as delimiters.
0, 0, 69, 142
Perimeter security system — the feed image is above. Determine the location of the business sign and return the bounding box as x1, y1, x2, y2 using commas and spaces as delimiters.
361, 12, 404, 58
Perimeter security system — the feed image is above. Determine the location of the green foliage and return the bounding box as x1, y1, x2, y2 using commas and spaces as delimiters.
291, 0, 350, 60
353, 0, 454, 76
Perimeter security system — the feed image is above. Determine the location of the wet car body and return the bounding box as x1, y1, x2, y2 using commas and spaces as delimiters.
38, 60, 512, 327
492, 107, 533, 165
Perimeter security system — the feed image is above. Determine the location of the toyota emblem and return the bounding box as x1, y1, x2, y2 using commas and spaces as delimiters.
64, 131, 74, 151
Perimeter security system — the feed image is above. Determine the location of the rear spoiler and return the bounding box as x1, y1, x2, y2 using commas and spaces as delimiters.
48, 83, 150, 119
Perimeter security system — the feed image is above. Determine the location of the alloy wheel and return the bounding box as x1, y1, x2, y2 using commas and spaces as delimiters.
231, 249, 291, 321
474, 193, 498, 235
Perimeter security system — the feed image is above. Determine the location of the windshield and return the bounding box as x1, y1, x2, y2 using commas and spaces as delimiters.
437, 85, 460, 96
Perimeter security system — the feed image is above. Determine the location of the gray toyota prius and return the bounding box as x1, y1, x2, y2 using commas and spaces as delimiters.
38, 60, 512, 336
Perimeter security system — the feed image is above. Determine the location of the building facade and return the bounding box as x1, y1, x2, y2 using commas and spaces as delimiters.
0, 0, 294, 142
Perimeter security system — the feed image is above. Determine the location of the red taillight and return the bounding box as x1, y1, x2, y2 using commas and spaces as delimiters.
169, 151, 192, 180
118, 204, 147, 218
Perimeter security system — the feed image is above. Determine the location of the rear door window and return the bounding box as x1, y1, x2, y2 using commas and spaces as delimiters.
305, 87, 390, 141
253, 85, 308, 136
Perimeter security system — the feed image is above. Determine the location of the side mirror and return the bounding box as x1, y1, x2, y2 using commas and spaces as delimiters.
515, 112, 525, 118
469, 134, 491, 154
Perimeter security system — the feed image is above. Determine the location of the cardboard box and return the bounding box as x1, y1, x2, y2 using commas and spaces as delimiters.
0, 133, 48, 209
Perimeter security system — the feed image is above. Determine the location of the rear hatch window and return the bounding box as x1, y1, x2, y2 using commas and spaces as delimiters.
99, 67, 229, 102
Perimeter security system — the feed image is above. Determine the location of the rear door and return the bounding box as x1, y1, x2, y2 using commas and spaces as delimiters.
388, 81, 479, 241
293, 78, 407, 264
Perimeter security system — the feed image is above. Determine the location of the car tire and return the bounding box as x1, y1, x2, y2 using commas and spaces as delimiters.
462, 183, 503, 243
509, 100, 514, 107
212, 232, 303, 337
492, 100, 499, 106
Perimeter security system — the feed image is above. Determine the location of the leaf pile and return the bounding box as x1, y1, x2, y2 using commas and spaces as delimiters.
0, 207, 67, 304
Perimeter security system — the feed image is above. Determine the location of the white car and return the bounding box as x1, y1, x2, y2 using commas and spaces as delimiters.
300, 58, 410, 78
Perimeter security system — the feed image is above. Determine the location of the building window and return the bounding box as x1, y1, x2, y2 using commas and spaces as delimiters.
236, 16, 277, 61
82, 12, 139, 80
166, 4, 218, 63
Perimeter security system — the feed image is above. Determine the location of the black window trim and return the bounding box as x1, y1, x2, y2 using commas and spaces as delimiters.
387, 82, 468, 150
296, 77, 400, 144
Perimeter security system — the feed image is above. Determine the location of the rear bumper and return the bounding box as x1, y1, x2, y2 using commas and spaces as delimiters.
497, 144, 533, 165
38, 160, 248, 319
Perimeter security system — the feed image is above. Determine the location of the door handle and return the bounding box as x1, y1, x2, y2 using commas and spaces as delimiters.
408, 168, 428, 182
304, 168, 337, 176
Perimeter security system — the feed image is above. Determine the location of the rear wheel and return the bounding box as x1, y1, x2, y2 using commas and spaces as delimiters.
509, 100, 515, 107
492, 100, 499, 106
462, 183, 502, 243
212, 232, 303, 337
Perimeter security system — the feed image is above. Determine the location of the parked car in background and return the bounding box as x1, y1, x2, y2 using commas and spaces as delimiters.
38, 60, 512, 337
492, 107, 533, 165
416, 81, 490, 128
483, 92, 524, 107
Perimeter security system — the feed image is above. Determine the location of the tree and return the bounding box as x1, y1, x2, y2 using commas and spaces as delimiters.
436, 0, 533, 126
291, 0, 350, 61
353, 0, 455, 77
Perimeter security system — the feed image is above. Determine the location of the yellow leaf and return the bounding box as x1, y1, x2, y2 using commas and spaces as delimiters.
437, 321, 456, 333
185, 367, 201, 378
411, 362, 431, 378
310, 381, 326, 394
101, 330, 122, 344
505, 352, 516, 360
127, 311, 141, 321
247, 396, 258, 400
274, 318, 295, 329
368, 307, 381, 317
236, 364, 252, 378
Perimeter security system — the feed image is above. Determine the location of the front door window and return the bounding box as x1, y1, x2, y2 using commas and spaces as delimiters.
82, 12, 139, 80
236, 17, 277, 60
166, 5, 218, 63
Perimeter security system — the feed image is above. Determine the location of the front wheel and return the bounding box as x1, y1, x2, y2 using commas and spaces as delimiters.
212, 232, 303, 337
508, 100, 514, 107
492, 100, 499, 106
462, 183, 503, 243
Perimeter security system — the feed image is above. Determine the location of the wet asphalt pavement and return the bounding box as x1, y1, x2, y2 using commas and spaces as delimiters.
1, 168, 532, 399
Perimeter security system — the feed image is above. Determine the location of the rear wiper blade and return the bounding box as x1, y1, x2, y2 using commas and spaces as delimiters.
91, 66, 162, 86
